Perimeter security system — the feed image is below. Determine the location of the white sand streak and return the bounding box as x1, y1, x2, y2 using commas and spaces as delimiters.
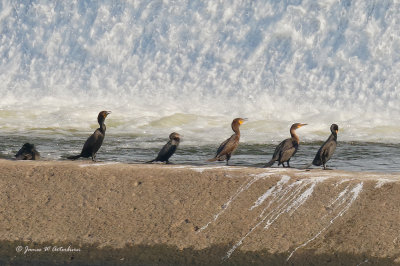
224, 179, 319, 259
250, 175, 291, 210
198, 172, 272, 232
198, 172, 365, 261
287, 182, 364, 261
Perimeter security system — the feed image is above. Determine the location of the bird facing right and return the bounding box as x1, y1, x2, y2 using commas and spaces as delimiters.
147, 132, 182, 164
208, 118, 247, 165
264, 123, 307, 168
67, 111, 111, 161
312, 124, 339, 170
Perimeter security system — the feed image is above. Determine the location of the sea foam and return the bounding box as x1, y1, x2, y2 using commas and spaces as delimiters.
0, 1, 399, 144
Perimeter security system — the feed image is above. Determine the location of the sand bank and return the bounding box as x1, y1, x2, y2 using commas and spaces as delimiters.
0, 159, 399, 265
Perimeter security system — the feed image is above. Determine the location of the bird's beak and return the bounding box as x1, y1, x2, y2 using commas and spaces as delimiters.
335, 129, 338, 134
240, 118, 248, 124
106, 111, 111, 116
299, 123, 307, 127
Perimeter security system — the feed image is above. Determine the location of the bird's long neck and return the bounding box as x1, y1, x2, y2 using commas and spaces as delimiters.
330, 132, 337, 142
232, 124, 240, 137
171, 139, 180, 146
98, 117, 106, 133
290, 128, 299, 144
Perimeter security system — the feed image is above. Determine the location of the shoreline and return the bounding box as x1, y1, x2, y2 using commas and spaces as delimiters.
3, 157, 400, 175
1, 159, 399, 265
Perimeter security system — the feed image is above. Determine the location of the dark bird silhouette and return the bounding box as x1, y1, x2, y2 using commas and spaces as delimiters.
15, 143, 40, 160
147, 132, 182, 164
208, 118, 247, 165
312, 124, 339, 170
264, 123, 307, 168
67, 111, 111, 161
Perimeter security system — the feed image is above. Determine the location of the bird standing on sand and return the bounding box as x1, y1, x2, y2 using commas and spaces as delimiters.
208, 118, 247, 166
67, 111, 111, 161
15, 143, 40, 160
147, 132, 182, 164
264, 123, 307, 168
312, 124, 339, 170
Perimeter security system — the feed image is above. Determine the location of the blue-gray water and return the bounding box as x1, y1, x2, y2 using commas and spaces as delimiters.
1, 1, 400, 172
1, 133, 399, 173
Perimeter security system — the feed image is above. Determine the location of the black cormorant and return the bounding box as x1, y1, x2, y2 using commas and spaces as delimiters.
147, 132, 182, 164
67, 111, 111, 161
15, 143, 40, 160
264, 123, 307, 168
208, 118, 247, 165
312, 124, 338, 170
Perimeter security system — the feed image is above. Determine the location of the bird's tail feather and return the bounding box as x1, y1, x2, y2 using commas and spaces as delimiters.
146, 159, 156, 164
264, 158, 276, 168
67, 154, 81, 160
300, 162, 313, 169
207, 157, 218, 162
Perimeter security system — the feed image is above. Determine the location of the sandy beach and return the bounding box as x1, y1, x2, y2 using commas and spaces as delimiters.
0, 159, 399, 265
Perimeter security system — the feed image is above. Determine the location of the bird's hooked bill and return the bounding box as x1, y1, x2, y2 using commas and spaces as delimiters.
240, 118, 248, 124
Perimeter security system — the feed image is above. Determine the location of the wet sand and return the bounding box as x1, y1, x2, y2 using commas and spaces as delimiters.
0, 159, 399, 265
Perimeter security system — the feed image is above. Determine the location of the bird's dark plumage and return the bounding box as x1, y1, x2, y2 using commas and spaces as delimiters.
312, 124, 338, 170
15, 143, 40, 160
67, 111, 111, 161
208, 118, 246, 165
147, 132, 181, 164
264, 123, 307, 168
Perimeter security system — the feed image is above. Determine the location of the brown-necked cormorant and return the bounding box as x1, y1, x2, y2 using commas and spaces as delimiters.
15, 143, 40, 160
67, 111, 111, 161
312, 124, 338, 170
208, 118, 247, 165
147, 132, 182, 164
264, 123, 307, 168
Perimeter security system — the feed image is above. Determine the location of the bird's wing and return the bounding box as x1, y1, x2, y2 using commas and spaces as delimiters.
273, 138, 294, 157
156, 141, 177, 161
216, 137, 230, 155
277, 139, 298, 162
312, 145, 323, 166
81, 129, 104, 156
215, 135, 238, 158
321, 140, 337, 162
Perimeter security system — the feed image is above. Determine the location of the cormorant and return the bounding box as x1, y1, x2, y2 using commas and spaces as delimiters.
67, 111, 111, 161
264, 123, 307, 168
208, 118, 247, 165
15, 143, 40, 160
147, 132, 182, 164
312, 124, 338, 170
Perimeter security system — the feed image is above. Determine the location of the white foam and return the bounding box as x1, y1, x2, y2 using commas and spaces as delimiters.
0, 1, 399, 143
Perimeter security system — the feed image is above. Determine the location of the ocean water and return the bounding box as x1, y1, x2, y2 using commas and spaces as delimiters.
0, 1, 399, 172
